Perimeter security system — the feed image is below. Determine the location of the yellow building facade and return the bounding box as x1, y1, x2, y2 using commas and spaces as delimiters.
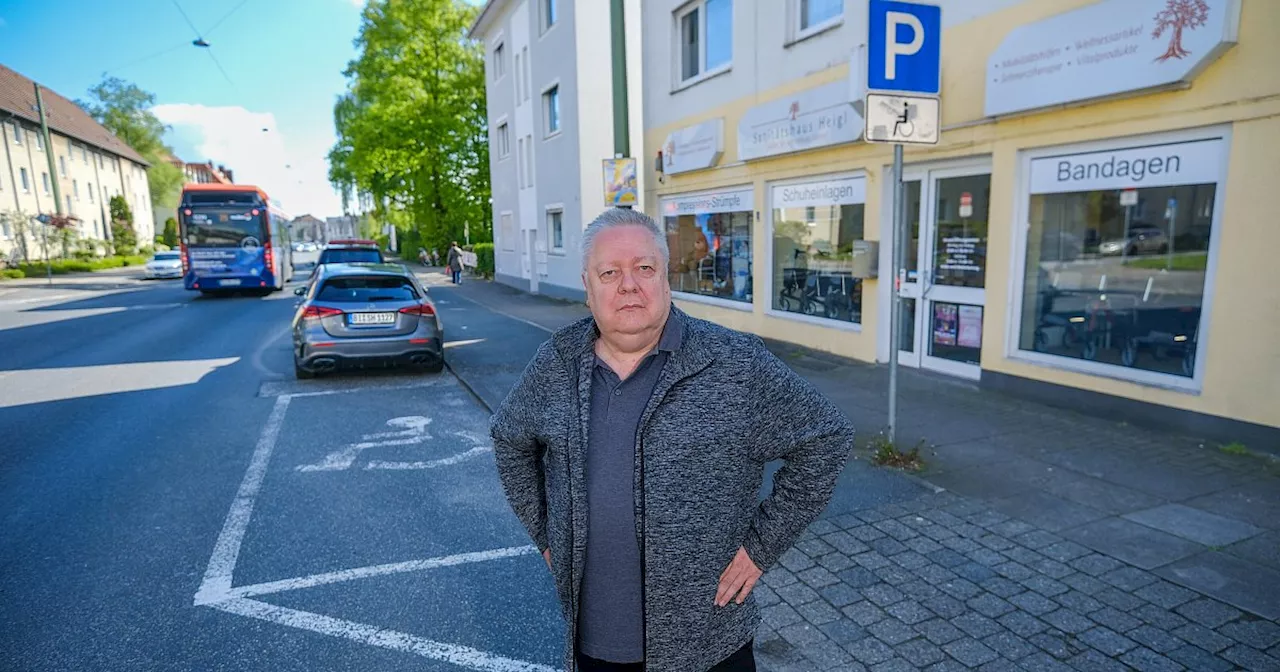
642, 0, 1278, 446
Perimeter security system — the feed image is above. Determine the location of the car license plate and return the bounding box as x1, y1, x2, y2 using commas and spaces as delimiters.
218, 279, 239, 287
349, 312, 396, 325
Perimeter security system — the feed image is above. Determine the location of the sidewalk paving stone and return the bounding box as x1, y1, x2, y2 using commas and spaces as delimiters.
1122, 503, 1264, 547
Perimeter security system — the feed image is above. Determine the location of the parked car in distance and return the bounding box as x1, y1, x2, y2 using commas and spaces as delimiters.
144, 251, 184, 279
291, 263, 443, 378
1098, 223, 1169, 256
317, 239, 384, 267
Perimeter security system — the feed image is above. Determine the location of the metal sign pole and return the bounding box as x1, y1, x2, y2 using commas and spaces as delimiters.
888, 142, 904, 444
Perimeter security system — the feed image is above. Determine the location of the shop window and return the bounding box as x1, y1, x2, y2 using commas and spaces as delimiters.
663, 187, 753, 304
769, 176, 865, 324
930, 302, 982, 365
677, 0, 732, 84
1017, 136, 1223, 381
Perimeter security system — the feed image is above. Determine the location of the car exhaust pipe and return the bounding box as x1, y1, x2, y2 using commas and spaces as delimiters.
409, 354, 430, 365
311, 358, 337, 371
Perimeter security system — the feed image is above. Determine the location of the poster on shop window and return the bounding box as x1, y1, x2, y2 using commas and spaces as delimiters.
933, 303, 958, 346
957, 305, 983, 349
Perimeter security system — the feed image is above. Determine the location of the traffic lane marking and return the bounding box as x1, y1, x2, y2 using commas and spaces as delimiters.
199, 378, 554, 671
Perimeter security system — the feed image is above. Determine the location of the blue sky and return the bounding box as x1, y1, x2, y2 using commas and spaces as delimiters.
0, 0, 371, 217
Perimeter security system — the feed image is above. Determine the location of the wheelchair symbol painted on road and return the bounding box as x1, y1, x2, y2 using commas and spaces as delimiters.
296, 416, 491, 472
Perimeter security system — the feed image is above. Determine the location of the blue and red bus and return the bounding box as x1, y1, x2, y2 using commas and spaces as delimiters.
178, 184, 293, 294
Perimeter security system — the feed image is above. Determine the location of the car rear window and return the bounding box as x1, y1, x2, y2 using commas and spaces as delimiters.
317, 276, 418, 303
319, 249, 383, 264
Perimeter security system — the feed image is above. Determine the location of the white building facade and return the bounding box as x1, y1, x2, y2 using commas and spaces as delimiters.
470, 0, 645, 301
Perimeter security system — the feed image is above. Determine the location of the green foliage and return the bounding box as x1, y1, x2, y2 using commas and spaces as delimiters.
329, 0, 492, 255
109, 195, 133, 224
14, 255, 147, 276
1219, 442, 1249, 455
162, 217, 179, 248
867, 433, 926, 471
474, 242, 494, 278
78, 77, 184, 209
1, 269, 24, 279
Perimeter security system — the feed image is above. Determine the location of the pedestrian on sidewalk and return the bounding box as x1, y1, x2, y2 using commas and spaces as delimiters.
446, 241, 463, 284
490, 209, 855, 672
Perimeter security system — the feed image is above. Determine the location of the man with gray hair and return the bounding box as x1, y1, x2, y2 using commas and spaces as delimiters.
491, 208, 854, 672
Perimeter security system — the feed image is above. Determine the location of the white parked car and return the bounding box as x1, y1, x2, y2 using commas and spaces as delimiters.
144, 251, 184, 280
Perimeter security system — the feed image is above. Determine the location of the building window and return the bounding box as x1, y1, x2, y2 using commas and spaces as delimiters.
547, 208, 564, 251
65, 195, 72, 214
543, 85, 560, 136
500, 212, 516, 251
496, 122, 510, 158
522, 47, 530, 102
663, 187, 754, 304
73, 180, 79, 199
20, 168, 29, 191
59, 155, 67, 177
1017, 135, 1224, 383
514, 51, 523, 100
1, 216, 9, 239
110, 160, 116, 174
493, 43, 505, 80
525, 134, 534, 187
541, 0, 557, 32
103, 185, 109, 201
797, 0, 843, 35
42, 172, 50, 194
81, 146, 88, 164
677, 0, 732, 84
35, 131, 44, 151
98, 153, 104, 168
517, 138, 525, 187
770, 176, 866, 325
10, 122, 21, 145
88, 182, 95, 203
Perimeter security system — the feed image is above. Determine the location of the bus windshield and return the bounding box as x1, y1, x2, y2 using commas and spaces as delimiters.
184, 208, 266, 247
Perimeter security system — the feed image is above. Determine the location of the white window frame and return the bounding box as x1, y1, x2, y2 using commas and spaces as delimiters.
1005, 125, 1231, 395
542, 81, 561, 138
673, 0, 733, 91
545, 204, 565, 253
660, 184, 756, 313
495, 117, 511, 159
35, 130, 44, 151
789, 0, 844, 46
764, 170, 868, 332
500, 211, 516, 251
19, 167, 30, 192
10, 122, 21, 145
41, 172, 50, 195
540, 0, 557, 34
492, 38, 506, 81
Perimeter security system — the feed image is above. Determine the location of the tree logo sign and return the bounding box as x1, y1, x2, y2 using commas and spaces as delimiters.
1152, 0, 1211, 62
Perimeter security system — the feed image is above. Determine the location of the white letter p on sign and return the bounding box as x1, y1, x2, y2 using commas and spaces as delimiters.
884, 11, 924, 81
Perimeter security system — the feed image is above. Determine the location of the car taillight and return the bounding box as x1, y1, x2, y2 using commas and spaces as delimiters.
180, 243, 189, 274
302, 305, 343, 320
264, 241, 275, 271
399, 302, 436, 316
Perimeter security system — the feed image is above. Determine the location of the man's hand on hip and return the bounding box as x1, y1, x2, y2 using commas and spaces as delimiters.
716, 547, 762, 607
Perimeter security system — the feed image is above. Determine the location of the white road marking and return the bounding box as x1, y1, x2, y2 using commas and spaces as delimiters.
257, 376, 447, 399
210, 598, 557, 672
367, 444, 492, 470
0, 358, 239, 409
194, 394, 291, 606
226, 546, 538, 598
445, 338, 485, 348
198, 385, 552, 670
296, 416, 433, 472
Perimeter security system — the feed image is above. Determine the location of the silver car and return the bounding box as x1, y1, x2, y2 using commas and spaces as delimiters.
144, 251, 184, 279
291, 263, 443, 378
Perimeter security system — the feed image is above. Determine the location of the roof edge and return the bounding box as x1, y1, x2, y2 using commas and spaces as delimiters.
467, 0, 511, 39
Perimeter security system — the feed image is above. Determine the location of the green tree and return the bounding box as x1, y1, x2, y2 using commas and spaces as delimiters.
78, 77, 185, 210
109, 195, 137, 254
162, 217, 179, 248
328, 0, 491, 254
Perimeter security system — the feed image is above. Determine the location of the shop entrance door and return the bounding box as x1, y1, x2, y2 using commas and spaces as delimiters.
895, 163, 992, 379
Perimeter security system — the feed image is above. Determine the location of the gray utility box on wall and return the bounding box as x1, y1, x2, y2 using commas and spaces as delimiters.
848, 240, 879, 278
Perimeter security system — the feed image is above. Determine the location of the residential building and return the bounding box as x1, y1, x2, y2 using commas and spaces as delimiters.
0, 64, 155, 259
171, 157, 235, 185
641, 0, 1279, 445
324, 215, 357, 241
470, 0, 645, 301
290, 214, 325, 243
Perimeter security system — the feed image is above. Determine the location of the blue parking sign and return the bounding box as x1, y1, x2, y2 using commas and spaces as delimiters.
868, 0, 941, 95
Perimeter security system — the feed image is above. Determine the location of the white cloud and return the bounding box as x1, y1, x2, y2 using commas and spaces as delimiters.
152, 103, 342, 219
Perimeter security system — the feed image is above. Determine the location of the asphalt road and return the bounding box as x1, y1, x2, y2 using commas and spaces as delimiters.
0, 265, 924, 671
